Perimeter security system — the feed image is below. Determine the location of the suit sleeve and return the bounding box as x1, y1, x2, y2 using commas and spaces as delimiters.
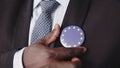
0, 49, 18, 68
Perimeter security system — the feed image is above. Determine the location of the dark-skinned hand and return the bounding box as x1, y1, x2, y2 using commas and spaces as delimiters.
23, 24, 87, 68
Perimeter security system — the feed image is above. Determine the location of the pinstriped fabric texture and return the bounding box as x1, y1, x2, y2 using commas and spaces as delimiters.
30, 0, 60, 44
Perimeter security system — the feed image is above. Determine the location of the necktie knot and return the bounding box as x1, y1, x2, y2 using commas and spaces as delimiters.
40, 0, 60, 13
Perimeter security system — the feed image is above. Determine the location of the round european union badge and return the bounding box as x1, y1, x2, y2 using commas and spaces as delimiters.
60, 25, 85, 48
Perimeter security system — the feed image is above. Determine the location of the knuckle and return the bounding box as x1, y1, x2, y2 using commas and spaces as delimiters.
35, 38, 46, 45
48, 49, 57, 59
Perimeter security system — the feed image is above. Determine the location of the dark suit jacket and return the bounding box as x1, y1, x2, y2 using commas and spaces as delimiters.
0, 0, 120, 68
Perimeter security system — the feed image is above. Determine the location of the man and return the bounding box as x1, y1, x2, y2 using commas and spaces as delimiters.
0, 0, 120, 68
0, 0, 87, 68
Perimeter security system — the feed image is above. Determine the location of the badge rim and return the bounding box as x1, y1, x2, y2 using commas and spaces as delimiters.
60, 25, 85, 48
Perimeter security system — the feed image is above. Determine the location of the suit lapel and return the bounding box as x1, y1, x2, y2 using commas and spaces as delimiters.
12, 0, 33, 48
61, 0, 90, 30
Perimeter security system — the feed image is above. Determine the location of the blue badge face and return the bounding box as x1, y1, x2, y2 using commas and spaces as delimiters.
60, 25, 85, 48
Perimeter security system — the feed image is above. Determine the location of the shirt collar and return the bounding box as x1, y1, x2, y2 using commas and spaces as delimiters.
33, 0, 70, 9
33, 0, 42, 9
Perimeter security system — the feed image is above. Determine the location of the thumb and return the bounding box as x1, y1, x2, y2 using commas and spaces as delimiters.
36, 24, 60, 46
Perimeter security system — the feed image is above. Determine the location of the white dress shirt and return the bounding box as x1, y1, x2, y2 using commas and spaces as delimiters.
13, 0, 70, 68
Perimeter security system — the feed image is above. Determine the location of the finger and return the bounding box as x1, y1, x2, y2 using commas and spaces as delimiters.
36, 24, 60, 46
49, 46, 87, 60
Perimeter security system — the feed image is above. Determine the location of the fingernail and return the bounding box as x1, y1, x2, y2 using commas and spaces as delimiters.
71, 57, 80, 62
55, 24, 59, 29
52, 24, 58, 32
53, 24, 58, 31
